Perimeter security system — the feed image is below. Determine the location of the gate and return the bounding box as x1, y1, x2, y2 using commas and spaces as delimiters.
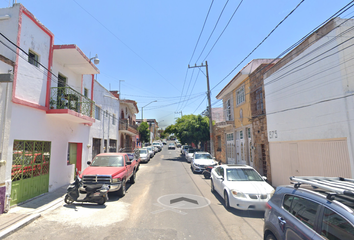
11, 140, 51, 205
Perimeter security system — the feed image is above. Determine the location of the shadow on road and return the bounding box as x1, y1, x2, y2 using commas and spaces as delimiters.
162, 155, 188, 163
211, 190, 265, 219
63, 202, 107, 209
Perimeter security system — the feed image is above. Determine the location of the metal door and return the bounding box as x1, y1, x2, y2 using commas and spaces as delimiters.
11, 140, 51, 205
226, 133, 235, 164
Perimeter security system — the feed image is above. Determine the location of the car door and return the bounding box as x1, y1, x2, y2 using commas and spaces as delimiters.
214, 166, 224, 195
279, 195, 318, 240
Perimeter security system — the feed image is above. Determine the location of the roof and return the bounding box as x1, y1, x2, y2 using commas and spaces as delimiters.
216, 59, 276, 99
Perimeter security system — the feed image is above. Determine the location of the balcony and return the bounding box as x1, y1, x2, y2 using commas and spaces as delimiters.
47, 87, 95, 124
119, 119, 138, 136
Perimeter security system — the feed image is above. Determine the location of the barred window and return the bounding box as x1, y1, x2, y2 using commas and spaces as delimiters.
28, 50, 39, 67
236, 86, 245, 105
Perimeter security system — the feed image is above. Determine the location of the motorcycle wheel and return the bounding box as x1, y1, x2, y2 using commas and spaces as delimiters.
64, 194, 74, 204
203, 171, 211, 179
97, 197, 106, 205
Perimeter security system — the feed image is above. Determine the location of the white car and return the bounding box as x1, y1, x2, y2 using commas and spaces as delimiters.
145, 146, 154, 158
138, 148, 150, 163
185, 148, 198, 163
191, 152, 218, 173
211, 165, 274, 211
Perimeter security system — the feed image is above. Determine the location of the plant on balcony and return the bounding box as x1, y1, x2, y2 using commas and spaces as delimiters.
49, 99, 56, 109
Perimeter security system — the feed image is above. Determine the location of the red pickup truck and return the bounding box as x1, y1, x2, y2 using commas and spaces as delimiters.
81, 153, 138, 197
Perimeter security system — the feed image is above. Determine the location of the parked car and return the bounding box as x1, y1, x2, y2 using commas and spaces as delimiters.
181, 145, 191, 155
81, 153, 137, 197
185, 148, 198, 163
191, 152, 218, 173
152, 142, 162, 152
119, 148, 141, 171
145, 146, 155, 158
264, 176, 354, 240
210, 164, 274, 211
168, 143, 176, 150
138, 148, 150, 163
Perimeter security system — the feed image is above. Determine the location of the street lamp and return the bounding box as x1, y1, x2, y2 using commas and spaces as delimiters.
89, 54, 100, 65
141, 100, 157, 120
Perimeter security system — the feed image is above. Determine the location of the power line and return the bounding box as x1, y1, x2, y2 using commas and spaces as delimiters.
211, 0, 306, 91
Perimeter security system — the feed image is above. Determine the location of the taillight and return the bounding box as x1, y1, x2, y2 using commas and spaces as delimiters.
265, 202, 272, 210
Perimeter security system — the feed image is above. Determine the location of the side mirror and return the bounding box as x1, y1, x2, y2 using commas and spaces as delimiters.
126, 161, 132, 165
262, 176, 267, 181
87, 161, 92, 165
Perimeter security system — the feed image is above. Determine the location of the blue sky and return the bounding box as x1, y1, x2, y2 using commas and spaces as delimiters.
2, 0, 353, 128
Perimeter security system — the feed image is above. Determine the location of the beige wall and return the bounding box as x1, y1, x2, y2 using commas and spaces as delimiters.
233, 78, 252, 129
270, 138, 351, 187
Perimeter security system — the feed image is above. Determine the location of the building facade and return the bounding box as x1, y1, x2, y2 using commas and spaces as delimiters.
264, 18, 354, 186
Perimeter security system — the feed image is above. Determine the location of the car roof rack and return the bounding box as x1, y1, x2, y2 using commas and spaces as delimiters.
290, 176, 354, 201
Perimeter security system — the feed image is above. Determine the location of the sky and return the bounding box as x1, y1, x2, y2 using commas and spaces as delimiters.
1, 0, 353, 128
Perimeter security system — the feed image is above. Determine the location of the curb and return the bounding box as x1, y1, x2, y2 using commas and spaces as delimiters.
0, 213, 41, 239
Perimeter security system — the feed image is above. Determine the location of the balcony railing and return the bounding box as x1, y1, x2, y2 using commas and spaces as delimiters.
50, 87, 95, 118
119, 119, 138, 131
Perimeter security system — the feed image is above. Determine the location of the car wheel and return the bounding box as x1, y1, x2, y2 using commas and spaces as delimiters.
64, 194, 74, 204
211, 180, 215, 192
130, 170, 136, 184
117, 179, 126, 197
224, 191, 230, 209
265, 233, 277, 240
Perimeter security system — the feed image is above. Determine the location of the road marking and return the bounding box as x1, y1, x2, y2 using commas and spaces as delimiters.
151, 203, 187, 215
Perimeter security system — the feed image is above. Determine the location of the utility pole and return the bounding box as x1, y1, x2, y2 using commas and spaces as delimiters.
188, 61, 214, 156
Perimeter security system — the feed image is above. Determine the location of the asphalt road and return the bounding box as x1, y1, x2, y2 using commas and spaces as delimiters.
4, 144, 265, 240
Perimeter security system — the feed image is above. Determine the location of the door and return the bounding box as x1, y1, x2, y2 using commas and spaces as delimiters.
68, 143, 77, 177
236, 130, 246, 164
247, 128, 254, 167
226, 133, 235, 164
11, 140, 51, 205
214, 166, 224, 195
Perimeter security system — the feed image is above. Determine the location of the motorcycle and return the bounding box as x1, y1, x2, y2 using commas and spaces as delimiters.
202, 166, 213, 179
64, 176, 109, 205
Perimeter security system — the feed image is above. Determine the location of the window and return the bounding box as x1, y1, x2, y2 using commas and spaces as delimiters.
283, 195, 320, 230
236, 86, 245, 105
225, 99, 232, 121
321, 208, 354, 240
28, 50, 39, 67
217, 136, 221, 151
255, 87, 263, 112
106, 110, 109, 118
84, 88, 88, 97
95, 105, 101, 120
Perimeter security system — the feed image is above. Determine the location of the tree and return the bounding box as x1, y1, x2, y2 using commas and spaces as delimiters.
164, 114, 210, 148
137, 122, 150, 143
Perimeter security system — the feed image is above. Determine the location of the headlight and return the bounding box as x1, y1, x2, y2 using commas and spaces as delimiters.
112, 178, 121, 183
231, 190, 247, 198
269, 189, 275, 198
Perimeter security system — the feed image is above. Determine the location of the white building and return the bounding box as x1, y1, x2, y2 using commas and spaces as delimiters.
0, 4, 118, 212
264, 18, 354, 186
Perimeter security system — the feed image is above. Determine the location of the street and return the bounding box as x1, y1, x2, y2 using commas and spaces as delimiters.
4, 146, 265, 240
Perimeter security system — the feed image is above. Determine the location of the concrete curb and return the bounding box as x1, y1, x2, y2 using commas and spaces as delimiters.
0, 213, 41, 239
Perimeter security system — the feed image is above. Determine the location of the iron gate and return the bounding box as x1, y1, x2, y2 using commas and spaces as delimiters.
11, 140, 51, 205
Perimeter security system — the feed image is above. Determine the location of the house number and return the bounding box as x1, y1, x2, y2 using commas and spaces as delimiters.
269, 130, 278, 139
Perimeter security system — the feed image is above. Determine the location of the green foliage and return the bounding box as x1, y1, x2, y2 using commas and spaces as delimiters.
137, 122, 150, 143
165, 114, 210, 147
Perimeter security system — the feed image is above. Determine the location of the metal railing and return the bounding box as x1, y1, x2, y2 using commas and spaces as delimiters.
119, 119, 138, 130
50, 87, 95, 118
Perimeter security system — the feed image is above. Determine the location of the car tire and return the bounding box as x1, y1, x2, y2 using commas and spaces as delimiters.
117, 179, 126, 197
224, 191, 230, 209
130, 170, 136, 184
211, 180, 215, 192
265, 233, 277, 240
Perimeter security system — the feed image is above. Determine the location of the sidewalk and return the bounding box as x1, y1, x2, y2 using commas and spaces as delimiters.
0, 185, 67, 239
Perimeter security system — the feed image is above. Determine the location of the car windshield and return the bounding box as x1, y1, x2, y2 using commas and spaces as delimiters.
147, 147, 152, 151
226, 168, 263, 181
194, 153, 212, 159
91, 156, 124, 167
153, 143, 159, 146
140, 149, 147, 154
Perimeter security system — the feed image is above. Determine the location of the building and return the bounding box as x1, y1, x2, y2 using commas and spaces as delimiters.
110, 91, 139, 151
0, 4, 118, 212
264, 18, 354, 186
136, 119, 158, 143
214, 59, 274, 166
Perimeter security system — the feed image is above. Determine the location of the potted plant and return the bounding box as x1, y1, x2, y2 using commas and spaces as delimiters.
49, 99, 56, 109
